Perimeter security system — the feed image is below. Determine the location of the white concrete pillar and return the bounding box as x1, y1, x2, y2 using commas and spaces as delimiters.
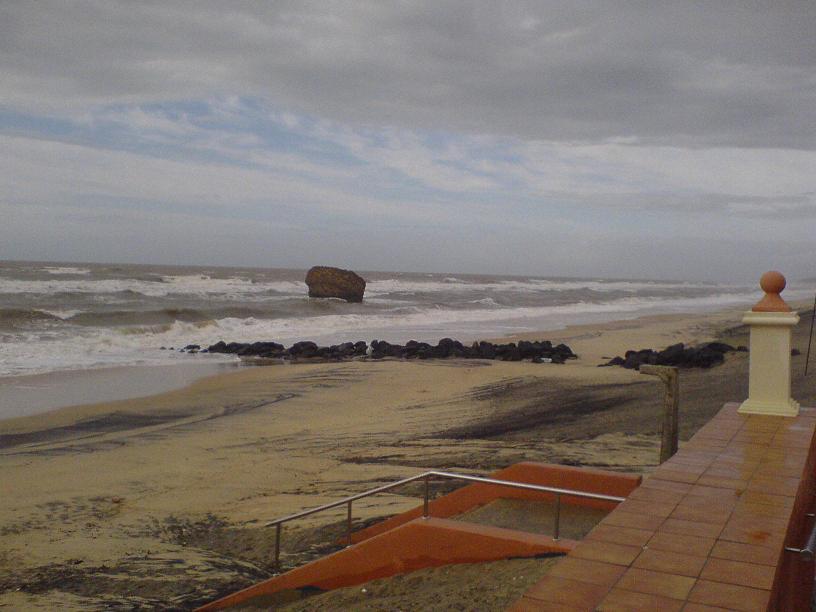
738, 271, 800, 417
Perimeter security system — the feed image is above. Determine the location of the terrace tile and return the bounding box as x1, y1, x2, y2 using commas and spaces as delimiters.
585, 524, 654, 547
659, 518, 724, 539
632, 547, 707, 577
699, 558, 775, 590
548, 557, 626, 587
569, 540, 643, 566
681, 604, 733, 612
603, 510, 665, 531
616, 498, 676, 519
646, 531, 716, 557
596, 588, 685, 611
687, 580, 770, 612
523, 576, 609, 609
615, 567, 696, 600
709, 540, 780, 566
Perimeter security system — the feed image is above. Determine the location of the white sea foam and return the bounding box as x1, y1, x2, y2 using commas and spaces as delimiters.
0, 275, 303, 298
0, 289, 770, 377
364, 277, 724, 296
40, 266, 92, 275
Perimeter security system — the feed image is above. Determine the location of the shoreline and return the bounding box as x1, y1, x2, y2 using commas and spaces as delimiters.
0, 360, 240, 421
2, 296, 808, 423
0, 304, 765, 443
0, 306, 743, 428
0, 302, 769, 428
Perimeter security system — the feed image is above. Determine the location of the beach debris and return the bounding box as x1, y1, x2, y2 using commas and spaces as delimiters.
305, 266, 366, 302
602, 341, 741, 370
204, 338, 576, 364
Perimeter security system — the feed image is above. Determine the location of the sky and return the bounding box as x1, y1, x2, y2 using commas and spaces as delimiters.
0, 1, 814, 282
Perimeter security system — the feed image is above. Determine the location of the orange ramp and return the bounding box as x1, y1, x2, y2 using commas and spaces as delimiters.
196, 517, 574, 611
352, 462, 641, 544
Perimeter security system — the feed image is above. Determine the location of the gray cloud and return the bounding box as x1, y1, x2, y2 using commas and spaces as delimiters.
2, 1, 814, 148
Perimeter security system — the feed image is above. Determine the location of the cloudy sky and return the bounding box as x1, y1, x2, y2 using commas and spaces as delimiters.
1, 1, 814, 281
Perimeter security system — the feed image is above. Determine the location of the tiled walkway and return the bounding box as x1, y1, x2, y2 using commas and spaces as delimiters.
512, 402, 816, 611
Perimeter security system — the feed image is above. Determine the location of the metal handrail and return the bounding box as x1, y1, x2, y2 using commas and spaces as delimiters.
265, 469, 626, 571
785, 513, 816, 559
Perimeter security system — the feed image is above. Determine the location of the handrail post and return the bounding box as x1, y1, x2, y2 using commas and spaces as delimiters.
553, 493, 561, 541
346, 500, 353, 546
423, 475, 430, 518
640, 365, 680, 463
274, 523, 281, 572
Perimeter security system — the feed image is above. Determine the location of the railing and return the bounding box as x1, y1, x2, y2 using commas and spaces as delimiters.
264, 470, 626, 571
784, 512, 816, 559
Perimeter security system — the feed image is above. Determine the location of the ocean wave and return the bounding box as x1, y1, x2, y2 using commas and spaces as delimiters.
0, 308, 62, 329
0, 275, 305, 298
364, 277, 730, 296
40, 266, 92, 275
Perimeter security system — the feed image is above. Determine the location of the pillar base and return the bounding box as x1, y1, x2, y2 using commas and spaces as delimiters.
738, 398, 800, 418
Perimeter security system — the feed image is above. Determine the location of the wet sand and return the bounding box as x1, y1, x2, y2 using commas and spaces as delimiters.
2, 306, 815, 610
0, 361, 239, 420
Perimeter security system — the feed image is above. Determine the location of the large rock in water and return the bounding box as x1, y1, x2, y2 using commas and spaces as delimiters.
305, 266, 366, 302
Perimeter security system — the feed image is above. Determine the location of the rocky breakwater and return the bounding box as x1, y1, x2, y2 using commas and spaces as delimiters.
602, 341, 745, 370
305, 266, 366, 302
204, 338, 577, 364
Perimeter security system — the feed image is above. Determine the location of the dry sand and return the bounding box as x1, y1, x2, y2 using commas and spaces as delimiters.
2, 306, 815, 610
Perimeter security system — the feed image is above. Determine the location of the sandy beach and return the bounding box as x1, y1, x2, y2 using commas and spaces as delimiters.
2, 306, 816, 610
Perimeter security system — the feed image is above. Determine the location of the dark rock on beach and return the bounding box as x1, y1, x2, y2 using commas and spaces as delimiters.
305, 266, 366, 303
601, 341, 737, 370
204, 337, 577, 364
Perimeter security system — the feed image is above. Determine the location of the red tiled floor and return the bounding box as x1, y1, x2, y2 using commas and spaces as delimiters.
512, 402, 814, 612
596, 587, 685, 611
632, 547, 707, 577
687, 579, 770, 612
695, 475, 749, 490
719, 517, 786, 547
569, 540, 643, 566
709, 540, 780, 566
616, 498, 677, 518
659, 518, 724, 539
745, 475, 801, 497
701, 465, 754, 480
676, 495, 737, 516
585, 524, 654, 547
627, 485, 686, 505
638, 477, 694, 494
649, 469, 701, 484
681, 603, 736, 611
647, 531, 716, 557
699, 557, 775, 590
507, 596, 586, 611
669, 503, 731, 526
615, 567, 696, 600
523, 576, 610, 609
547, 556, 626, 587
686, 484, 741, 501
603, 509, 665, 531
739, 490, 795, 509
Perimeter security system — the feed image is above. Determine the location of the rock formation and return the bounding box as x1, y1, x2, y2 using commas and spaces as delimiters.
305, 266, 366, 302
601, 341, 745, 370
204, 338, 577, 364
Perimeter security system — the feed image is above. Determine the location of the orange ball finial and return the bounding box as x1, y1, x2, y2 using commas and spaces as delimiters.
753, 270, 791, 312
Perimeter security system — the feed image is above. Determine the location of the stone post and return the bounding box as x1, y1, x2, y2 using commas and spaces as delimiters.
738, 271, 800, 417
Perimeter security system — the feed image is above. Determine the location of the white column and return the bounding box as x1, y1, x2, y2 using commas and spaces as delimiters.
738, 310, 800, 417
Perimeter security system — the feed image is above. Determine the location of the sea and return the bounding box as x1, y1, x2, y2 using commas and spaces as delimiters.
3, 260, 814, 379
1, 260, 813, 418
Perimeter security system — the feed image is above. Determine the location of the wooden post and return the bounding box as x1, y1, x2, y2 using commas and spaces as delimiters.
640, 365, 679, 463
